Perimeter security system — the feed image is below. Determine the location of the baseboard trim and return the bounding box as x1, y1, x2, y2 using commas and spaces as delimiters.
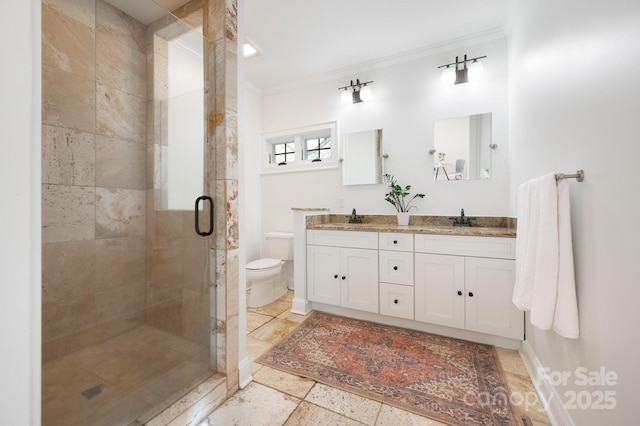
238, 356, 252, 389
520, 341, 575, 426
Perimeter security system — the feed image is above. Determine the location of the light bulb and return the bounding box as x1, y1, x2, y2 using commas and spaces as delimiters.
468, 60, 484, 80
341, 89, 352, 104
359, 85, 372, 101
440, 66, 456, 85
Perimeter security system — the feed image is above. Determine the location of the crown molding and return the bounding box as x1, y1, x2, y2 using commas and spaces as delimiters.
261, 27, 506, 95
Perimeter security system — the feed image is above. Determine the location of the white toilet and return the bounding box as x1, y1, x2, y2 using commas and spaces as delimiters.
246, 231, 294, 308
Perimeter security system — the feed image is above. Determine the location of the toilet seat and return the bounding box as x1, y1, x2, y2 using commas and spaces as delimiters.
246, 258, 282, 271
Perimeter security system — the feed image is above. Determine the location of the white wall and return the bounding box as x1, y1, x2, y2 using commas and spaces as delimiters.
0, 0, 42, 423
243, 84, 263, 261
254, 37, 510, 241
507, 0, 640, 424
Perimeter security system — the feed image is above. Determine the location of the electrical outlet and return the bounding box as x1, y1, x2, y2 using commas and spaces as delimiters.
338, 197, 344, 208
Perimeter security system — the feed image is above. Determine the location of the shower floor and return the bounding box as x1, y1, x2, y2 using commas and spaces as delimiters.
42, 324, 211, 425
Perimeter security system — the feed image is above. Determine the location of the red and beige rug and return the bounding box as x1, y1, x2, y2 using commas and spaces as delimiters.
257, 311, 523, 426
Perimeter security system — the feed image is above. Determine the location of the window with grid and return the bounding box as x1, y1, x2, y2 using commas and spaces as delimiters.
262, 122, 337, 174
304, 137, 331, 162
272, 141, 295, 165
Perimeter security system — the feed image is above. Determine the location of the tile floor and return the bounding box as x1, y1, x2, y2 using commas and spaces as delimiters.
42, 325, 211, 425
205, 291, 552, 426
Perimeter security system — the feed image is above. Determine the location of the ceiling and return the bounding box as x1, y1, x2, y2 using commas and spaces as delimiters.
104, 0, 511, 92
243, 0, 511, 92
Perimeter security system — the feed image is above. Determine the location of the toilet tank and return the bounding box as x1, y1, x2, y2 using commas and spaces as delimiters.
265, 232, 294, 260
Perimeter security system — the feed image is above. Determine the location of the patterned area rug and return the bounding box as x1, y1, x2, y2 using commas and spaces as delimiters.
257, 311, 523, 426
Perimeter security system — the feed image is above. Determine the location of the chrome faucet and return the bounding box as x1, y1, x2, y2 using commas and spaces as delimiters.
449, 208, 476, 227
348, 208, 363, 224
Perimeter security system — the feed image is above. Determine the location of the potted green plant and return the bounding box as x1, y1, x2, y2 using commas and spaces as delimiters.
384, 174, 425, 225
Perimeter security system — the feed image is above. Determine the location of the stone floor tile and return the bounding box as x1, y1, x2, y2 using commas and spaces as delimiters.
284, 401, 364, 426
252, 365, 315, 399
205, 382, 299, 426
248, 318, 298, 345
304, 383, 382, 426
375, 404, 448, 425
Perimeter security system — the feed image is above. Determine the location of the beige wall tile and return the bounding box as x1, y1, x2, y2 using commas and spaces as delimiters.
96, 136, 146, 189
94, 283, 145, 329
96, 0, 145, 53
42, 293, 97, 341
181, 289, 210, 344
42, 0, 95, 29
42, 184, 95, 243
96, 187, 146, 238
96, 14, 146, 98
183, 238, 209, 293
42, 2, 95, 79
96, 84, 146, 143
146, 298, 183, 335
42, 64, 95, 133
149, 237, 183, 288
95, 237, 145, 291
42, 125, 95, 186
42, 240, 96, 302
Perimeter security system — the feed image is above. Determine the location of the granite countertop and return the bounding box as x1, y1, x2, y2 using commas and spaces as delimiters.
306, 214, 516, 238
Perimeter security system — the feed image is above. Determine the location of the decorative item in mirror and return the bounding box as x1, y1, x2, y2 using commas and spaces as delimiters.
432, 113, 492, 182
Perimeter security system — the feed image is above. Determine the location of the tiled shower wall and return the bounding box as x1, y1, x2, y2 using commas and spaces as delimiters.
41, 0, 148, 362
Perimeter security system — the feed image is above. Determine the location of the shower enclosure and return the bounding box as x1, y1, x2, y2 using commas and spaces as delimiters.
41, 1, 219, 423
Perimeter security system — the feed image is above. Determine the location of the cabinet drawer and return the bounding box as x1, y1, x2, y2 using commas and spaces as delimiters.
307, 230, 378, 249
414, 234, 515, 260
379, 250, 414, 285
380, 283, 414, 320
379, 233, 413, 252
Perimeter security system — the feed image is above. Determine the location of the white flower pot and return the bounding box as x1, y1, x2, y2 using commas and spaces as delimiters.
397, 212, 410, 226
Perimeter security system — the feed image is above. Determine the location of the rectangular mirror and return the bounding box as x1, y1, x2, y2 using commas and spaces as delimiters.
433, 113, 492, 181
342, 129, 383, 185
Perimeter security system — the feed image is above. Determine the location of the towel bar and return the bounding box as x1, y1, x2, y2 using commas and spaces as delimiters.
555, 170, 584, 182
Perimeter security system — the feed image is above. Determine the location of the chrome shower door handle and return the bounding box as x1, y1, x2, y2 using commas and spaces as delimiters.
194, 195, 214, 236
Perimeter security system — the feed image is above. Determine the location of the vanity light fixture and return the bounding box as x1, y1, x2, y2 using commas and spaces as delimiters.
338, 79, 373, 104
437, 54, 486, 85
243, 38, 262, 59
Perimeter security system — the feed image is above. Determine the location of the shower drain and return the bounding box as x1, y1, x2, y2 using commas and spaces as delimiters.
81, 383, 107, 400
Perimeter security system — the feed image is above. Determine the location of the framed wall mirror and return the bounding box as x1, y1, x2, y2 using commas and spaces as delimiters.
342, 129, 383, 185
433, 113, 492, 181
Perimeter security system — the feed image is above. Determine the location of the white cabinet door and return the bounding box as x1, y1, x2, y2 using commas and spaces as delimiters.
415, 253, 465, 328
340, 248, 379, 313
465, 257, 524, 339
307, 245, 341, 305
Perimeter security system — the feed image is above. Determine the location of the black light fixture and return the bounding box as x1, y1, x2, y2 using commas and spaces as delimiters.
338, 79, 373, 104
437, 54, 486, 85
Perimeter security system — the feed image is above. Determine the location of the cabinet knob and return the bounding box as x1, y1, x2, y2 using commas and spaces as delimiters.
394, 299, 399, 304
457, 290, 462, 296
342, 276, 346, 280
393, 240, 398, 244
334, 274, 338, 279
393, 266, 398, 271
468, 292, 474, 297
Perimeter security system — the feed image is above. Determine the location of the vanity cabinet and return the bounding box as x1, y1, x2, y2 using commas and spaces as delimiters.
379, 233, 414, 320
305, 229, 523, 341
414, 234, 523, 340
307, 230, 379, 313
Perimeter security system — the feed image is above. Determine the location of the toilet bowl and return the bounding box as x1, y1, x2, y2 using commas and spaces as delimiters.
246, 232, 294, 308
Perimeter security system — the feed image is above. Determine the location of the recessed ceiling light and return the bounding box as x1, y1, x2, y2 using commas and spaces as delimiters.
243, 38, 261, 59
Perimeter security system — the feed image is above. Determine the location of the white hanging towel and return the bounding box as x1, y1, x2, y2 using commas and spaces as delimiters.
513, 173, 579, 338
